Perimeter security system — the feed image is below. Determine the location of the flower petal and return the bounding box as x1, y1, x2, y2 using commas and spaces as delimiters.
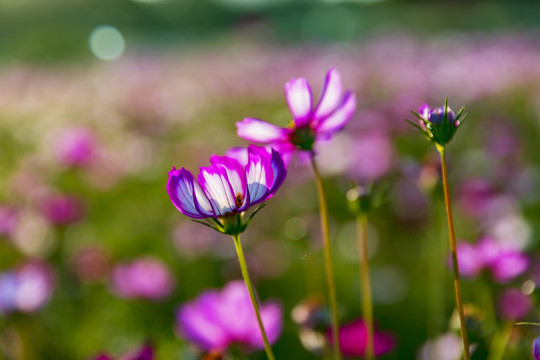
198, 165, 237, 216
211, 155, 248, 209
237, 118, 290, 143
167, 167, 213, 219
244, 145, 274, 207
314, 67, 343, 121
266, 148, 286, 199
316, 91, 356, 135
285, 77, 313, 127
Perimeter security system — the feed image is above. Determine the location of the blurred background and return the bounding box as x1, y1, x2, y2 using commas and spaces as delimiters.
2, 0, 540, 359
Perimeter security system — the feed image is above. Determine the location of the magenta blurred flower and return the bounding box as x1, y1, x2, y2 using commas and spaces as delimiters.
176, 280, 282, 354
0, 261, 55, 314
0, 205, 18, 237
456, 179, 496, 218
110, 257, 174, 301
39, 194, 84, 225
55, 127, 97, 167
497, 288, 532, 320
455, 238, 529, 283
348, 131, 395, 183
167, 145, 285, 234
327, 319, 395, 358
92, 343, 153, 360
236, 67, 356, 154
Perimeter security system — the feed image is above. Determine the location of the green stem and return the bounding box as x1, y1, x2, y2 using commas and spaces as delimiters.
310, 156, 342, 360
438, 145, 471, 360
356, 215, 375, 360
487, 321, 513, 360
231, 234, 276, 360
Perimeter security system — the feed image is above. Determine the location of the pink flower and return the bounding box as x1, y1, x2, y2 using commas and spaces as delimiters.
54, 127, 97, 167
236, 67, 356, 157
455, 238, 529, 283
176, 281, 282, 354
110, 257, 174, 301
327, 319, 395, 358
497, 288, 532, 320
39, 194, 84, 225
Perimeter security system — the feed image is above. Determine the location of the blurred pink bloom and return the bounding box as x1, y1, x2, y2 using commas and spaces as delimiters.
455, 238, 529, 283
327, 319, 395, 358
0, 261, 55, 314
39, 194, 84, 225
0, 205, 18, 237
176, 280, 282, 353
55, 127, 97, 167
456, 179, 496, 218
497, 288, 532, 320
110, 257, 174, 301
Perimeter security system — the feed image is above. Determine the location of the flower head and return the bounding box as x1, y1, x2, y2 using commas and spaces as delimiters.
533, 337, 540, 360
110, 257, 174, 301
236, 67, 356, 156
410, 99, 466, 147
176, 280, 282, 354
167, 145, 286, 235
0, 261, 55, 314
327, 319, 395, 358
455, 237, 529, 283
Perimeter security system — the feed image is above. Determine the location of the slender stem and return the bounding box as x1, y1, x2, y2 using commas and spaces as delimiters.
356, 214, 375, 360
310, 156, 342, 360
438, 146, 471, 360
231, 234, 276, 360
487, 321, 513, 360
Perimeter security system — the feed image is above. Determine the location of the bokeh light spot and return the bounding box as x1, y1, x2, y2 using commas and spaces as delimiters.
88, 25, 125, 61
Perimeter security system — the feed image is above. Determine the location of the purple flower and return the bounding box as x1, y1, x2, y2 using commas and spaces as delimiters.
236, 67, 356, 154
110, 257, 174, 301
176, 280, 282, 354
497, 288, 532, 320
411, 100, 466, 146
327, 319, 395, 358
455, 238, 529, 283
167, 145, 286, 233
54, 127, 97, 167
0, 261, 55, 314
0, 205, 18, 237
533, 337, 540, 360
39, 194, 84, 225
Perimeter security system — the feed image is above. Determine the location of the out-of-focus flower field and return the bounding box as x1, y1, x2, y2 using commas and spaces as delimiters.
3, 1, 540, 359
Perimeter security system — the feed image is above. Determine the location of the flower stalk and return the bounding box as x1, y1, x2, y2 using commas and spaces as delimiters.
232, 233, 276, 360
356, 214, 374, 360
310, 156, 342, 360
438, 145, 471, 360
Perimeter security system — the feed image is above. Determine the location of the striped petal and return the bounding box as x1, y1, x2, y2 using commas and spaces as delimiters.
236, 118, 290, 143
316, 91, 356, 135
266, 148, 286, 199
167, 167, 213, 219
210, 155, 248, 209
313, 67, 343, 122
198, 165, 237, 217
245, 145, 275, 206
285, 77, 313, 127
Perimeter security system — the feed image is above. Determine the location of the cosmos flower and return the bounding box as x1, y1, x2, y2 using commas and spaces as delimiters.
176, 280, 282, 354
236, 67, 356, 156
455, 237, 529, 283
327, 319, 395, 358
167, 145, 286, 234
0, 261, 55, 314
497, 288, 532, 320
110, 257, 174, 301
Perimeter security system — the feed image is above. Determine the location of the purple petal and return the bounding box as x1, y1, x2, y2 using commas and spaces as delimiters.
534, 337, 540, 359
417, 103, 430, 120
314, 67, 343, 121
198, 165, 237, 216
455, 242, 483, 278
177, 292, 230, 351
315, 91, 356, 135
211, 155, 248, 209
244, 145, 275, 207
285, 78, 313, 127
167, 167, 213, 219
497, 288, 532, 320
215, 281, 256, 343
266, 148, 286, 199
491, 252, 529, 283
248, 301, 282, 349
236, 118, 290, 143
